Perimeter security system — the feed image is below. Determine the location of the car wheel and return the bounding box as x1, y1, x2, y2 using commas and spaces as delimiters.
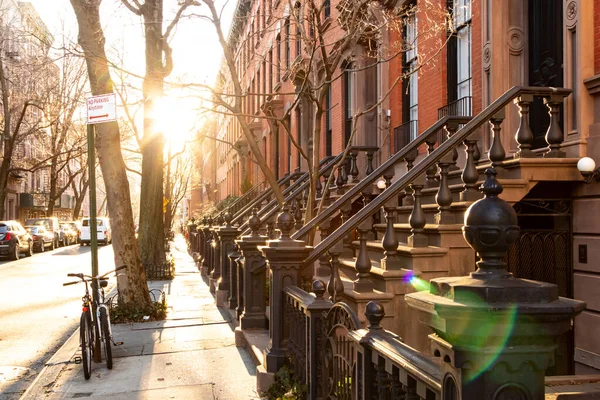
39, 241, 44, 253
50, 239, 55, 250
9, 243, 19, 261
27, 241, 33, 257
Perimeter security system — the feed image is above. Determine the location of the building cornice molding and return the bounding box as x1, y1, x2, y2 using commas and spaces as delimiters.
584, 74, 600, 96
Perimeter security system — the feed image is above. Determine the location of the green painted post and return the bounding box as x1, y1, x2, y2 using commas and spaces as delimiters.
86, 123, 101, 362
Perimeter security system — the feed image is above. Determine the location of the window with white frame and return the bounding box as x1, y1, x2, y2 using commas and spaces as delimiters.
405, 9, 418, 139
454, 0, 471, 114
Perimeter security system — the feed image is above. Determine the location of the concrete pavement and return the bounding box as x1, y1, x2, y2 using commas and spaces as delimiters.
21, 237, 261, 399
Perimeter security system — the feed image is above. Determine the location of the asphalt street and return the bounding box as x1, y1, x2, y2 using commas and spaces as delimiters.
0, 243, 116, 399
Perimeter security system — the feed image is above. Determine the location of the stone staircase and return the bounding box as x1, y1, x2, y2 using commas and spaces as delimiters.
190, 85, 596, 398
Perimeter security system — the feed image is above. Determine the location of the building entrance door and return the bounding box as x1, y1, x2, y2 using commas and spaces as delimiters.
528, 0, 564, 150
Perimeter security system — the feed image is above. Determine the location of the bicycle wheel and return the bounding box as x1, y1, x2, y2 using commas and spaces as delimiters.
80, 311, 93, 379
99, 307, 113, 369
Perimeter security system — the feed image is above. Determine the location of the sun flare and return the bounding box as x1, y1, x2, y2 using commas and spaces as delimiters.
152, 96, 198, 152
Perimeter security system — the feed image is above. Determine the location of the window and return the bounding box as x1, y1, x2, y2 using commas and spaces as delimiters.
324, 0, 330, 19
326, 86, 332, 156
343, 66, 354, 146
276, 34, 282, 82
296, 5, 302, 58
286, 116, 292, 173
447, 0, 472, 115
269, 49, 274, 93
285, 18, 291, 69
405, 9, 418, 139
262, 60, 267, 104
296, 108, 302, 169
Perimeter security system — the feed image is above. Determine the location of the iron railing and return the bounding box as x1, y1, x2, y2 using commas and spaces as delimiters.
393, 120, 418, 153
301, 86, 571, 267
437, 96, 472, 119
291, 115, 471, 242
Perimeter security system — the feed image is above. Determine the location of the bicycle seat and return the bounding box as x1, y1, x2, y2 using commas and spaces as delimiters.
99, 279, 108, 288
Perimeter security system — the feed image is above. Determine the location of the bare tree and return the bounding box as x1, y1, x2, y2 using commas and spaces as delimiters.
69, 0, 151, 307
199, 0, 450, 226
43, 51, 88, 216
119, 0, 200, 273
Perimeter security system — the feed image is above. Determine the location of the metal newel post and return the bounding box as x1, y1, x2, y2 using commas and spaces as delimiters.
87, 123, 101, 362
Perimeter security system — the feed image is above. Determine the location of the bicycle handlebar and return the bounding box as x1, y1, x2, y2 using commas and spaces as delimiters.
63, 281, 80, 286
64, 265, 127, 286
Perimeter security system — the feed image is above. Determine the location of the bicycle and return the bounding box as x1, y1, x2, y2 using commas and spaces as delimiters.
63, 265, 127, 379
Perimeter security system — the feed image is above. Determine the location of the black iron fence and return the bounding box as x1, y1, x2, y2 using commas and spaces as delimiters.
437, 96, 472, 119
394, 120, 418, 153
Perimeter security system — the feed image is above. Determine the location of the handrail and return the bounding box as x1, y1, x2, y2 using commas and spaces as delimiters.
231, 172, 300, 224
214, 180, 266, 220
302, 86, 572, 266
239, 153, 344, 234
232, 156, 334, 226
292, 115, 471, 241
362, 331, 441, 392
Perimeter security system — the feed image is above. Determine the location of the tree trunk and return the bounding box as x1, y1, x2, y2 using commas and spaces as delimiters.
46, 161, 57, 217
72, 180, 88, 220
69, 0, 151, 306
137, 0, 167, 273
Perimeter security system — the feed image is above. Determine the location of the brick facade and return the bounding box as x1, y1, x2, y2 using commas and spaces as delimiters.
213, 0, 483, 202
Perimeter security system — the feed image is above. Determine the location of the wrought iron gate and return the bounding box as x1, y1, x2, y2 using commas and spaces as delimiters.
506, 198, 573, 374
323, 303, 360, 400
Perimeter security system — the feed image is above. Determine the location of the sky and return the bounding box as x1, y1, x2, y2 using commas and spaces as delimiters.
27, 0, 235, 139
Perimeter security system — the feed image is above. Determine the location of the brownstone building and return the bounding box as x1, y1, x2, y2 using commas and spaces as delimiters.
206, 0, 600, 377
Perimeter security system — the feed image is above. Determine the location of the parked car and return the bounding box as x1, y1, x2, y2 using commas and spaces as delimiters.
80, 217, 112, 246
25, 225, 55, 252
59, 224, 77, 246
65, 221, 81, 243
24, 217, 60, 248
0, 221, 33, 260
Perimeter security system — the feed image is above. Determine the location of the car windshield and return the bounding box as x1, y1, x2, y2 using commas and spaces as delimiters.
0, 224, 7, 233
26, 226, 40, 233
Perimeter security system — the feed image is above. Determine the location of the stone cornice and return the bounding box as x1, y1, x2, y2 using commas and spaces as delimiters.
584, 73, 600, 95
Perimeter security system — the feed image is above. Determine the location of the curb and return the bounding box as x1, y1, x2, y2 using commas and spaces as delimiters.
19, 325, 80, 400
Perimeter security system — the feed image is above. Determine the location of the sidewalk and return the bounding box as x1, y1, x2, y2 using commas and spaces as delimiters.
22, 237, 261, 400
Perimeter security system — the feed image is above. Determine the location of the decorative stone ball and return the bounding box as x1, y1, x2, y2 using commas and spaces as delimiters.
463, 168, 520, 262
248, 208, 261, 235
312, 280, 326, 299
277, 202, 295, 239
224, 210, 233, 227
365, 301, 385, 330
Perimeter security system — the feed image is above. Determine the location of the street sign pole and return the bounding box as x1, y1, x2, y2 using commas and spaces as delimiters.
86, 93, 115, 363
86, 123, 101, 362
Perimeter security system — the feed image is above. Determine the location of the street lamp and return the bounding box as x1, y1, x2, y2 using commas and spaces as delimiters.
376, 178, 387, 191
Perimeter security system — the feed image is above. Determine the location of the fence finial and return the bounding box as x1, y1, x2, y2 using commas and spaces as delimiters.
312, 279, 326, 300
365, 301, 384, 330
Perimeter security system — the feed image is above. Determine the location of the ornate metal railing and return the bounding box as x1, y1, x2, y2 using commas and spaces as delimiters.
301, 86, 571, 268
292, 115, 471, 243
283, 283, 333, 397
394, 120, 418, 153
230, 171, 302, 225
351, 303, 441, 399
282, 282, 443, 400
233, 156, 337, 230
216, 179, 267, 219
437, 96, 472, 119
